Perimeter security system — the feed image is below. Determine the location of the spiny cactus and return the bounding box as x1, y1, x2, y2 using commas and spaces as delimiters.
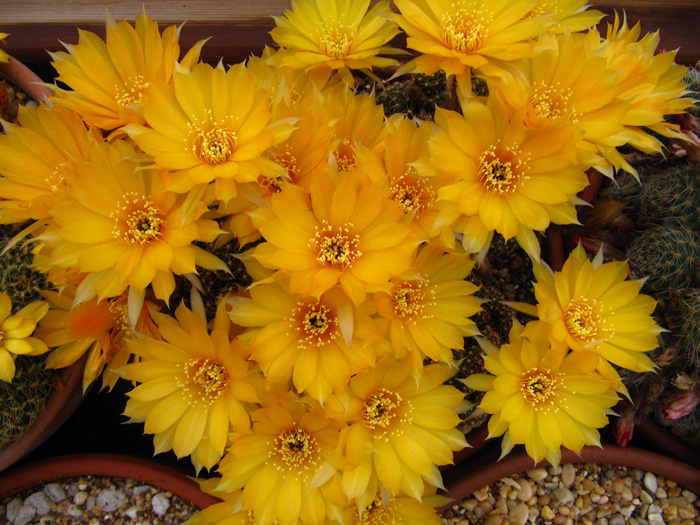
375, 71, 450, 120
626, 224, 700, 298
683, 67, 700, 119
680, 288, 700, 363
635, 162, 700, 229
0, 354, 53, 450
0, 225, 48, 312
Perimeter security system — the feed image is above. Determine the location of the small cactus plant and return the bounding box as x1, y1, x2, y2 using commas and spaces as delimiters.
683, 67, 700, 119
626, 224, 700, 298
636, 162, 700, 228
0, 354, 53, 450
0, 225, 48, 312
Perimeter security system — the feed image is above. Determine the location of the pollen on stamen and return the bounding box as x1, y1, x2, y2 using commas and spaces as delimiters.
521, 367, 561, 412
290, 301, 338, 348
311, 220, 362, 269
319, 26, 354, 58
114, 74, 150, 109
441, 5, 492, 54
527, 82, 577, 126
565, 297, 610, 344
179, 358, 229, 407
389, 170, 436, 215
45, 162, 68, 193
392, 280, 434, 322
333, 138, 356, 172
272, 426, 319, 476
110, 192, 165, 246
479, 143, 530, 195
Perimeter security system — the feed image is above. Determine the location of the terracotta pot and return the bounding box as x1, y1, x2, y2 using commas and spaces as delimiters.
0, 56, 51, 103
0, 453, 219, 509
0, 354, 88, 473
440, 443, 700, 511
637, 416, 700, 471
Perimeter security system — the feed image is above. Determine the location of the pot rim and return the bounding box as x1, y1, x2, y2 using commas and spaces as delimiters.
440, 443, 700, 511
0, 452, 219, 509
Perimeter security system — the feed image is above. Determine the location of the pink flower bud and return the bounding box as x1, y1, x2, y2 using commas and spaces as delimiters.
614, 409, 636, 447
661, 390, 700, 421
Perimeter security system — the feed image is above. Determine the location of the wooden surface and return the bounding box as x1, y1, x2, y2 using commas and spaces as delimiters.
0, 1, 697, 67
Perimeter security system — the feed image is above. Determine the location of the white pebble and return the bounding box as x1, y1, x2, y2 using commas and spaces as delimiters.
527, 468, 549, 481
24, 492, 50, 515
60, 504, 84, 518
516, 478, 532, 501
6, 498, 22, 522
43, 483, 66, 504
552, 487, 575, 506
13, 505, 36, 525
125, 505, 139, 519
151, 492, 171, 516
133, 485, 152, 495
95, 488, 126, 513
73, 491, 88, 506
643, 472, 658, 494
648, 513, 664, 525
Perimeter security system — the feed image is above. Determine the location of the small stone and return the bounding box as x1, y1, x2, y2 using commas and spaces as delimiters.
133, 485, 152, 495
6, 498, 22, 522
621, 487, 634, 501
151, 492, 170, 516
95, 488, 126, 513
561, 463, 576, 487
678, 506, 696, 520
24, 492, 50, 515
42, 483, 66, 504
527, 468, 549, 481
516, 478, 532, 501
38, 517, 54, 525
72, 491, 88, 506
648, 514, 665, 525
552, 487, 575, 507
620, 505, 636, 518
461, 499, 478, 512
641, 491, 654, 503
14, 505, 37, 525
644, 472, 658, 494
612, 478, 625, 493
60, 504, 84, 518
541, 505, 556, 520
681, 490, 697, 503
609, 514, 627, 525
125, 505, 139, 519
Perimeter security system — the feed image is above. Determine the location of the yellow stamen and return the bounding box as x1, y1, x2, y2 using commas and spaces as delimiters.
392, 280, 432, 322
192, 125, 237, 165
111, 193, 165, 246
362, 389, 412, 439
521, 367, 561, 411
479, 143, 529, 195
273, 426, 319, 475
291, 302, 338, 348
319, 27, 354, 58
565, 298, 608, 344
311, 221, 362, 268
390, 170, 436, 215
333, 138, 355, 172
115, 75, 150, 108
181, 358, 229, 406
441, 6, 491, 54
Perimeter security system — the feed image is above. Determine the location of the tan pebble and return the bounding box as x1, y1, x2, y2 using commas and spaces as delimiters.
561, 464, 576, 487
538, 495, 551, 506
667, 480, 677, 488
462, 499, 478, 512
678, 506, 696, 520
664, 505, 678, 519
484, 516, 504, 525
632, 487, 641, 498
681, 490, 697, 503
541, 505, 556, 520
581, 479, 596, 493
495, 499, 508, 515
527, 468, 549, 481
558, 506, 571, 516
591, 494, 601, 503
612, 478, 625, 493
564, 518, 573, 525
668, 486, 681, 498
508, 502, 529, 525
73, 492, 88, 506
598, 495, 609, 505
656, 487, 668, 499
516, 479, 532, 502
594, 519, 608, 525
594, 485, 606, 495
667, 497, 690, 508
474, 487, 490, 501
552, 487, 575, 506
640, 491, 653, 503
621, 487, 633, 502
667, 520, 681, 525
575, 496, 584, 508
582, 518, 593, 525
553, 513, 567, 524
681, 520, 694, 525
528, 506, 540, 522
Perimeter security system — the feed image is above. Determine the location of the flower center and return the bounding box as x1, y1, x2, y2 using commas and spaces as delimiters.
272, 145, 299, 182
273, 426, 319, 473
521, 367, 560, 411
564, 298, 606, 344
183, 358, 229, 404
192, 125, 237, 165
441, 7, 490, 54
291, 301, 338, 348
258, 175, 285, 193
111, 193, 166, 246
392, 280, 431, 321
362, 388, 410, 435
390, 170, 436, 215
479, 143, 530, 195
46, 162, 69, 193
319, 27, 354, 58
526, 83, 576, 127
312, 221, 362, 269
333, 138, 356, 172
115, 75, 150, 108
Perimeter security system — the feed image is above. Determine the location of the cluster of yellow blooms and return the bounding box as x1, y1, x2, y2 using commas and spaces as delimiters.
0, 0, 693, 522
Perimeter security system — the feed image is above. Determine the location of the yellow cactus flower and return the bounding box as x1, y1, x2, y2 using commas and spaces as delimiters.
588, 14, 695, 175
464, 320, 620, 465
532, 244, 662, 373
123, 302, 260, 472
125, 62, 288, 204
373, 240, 481, 372
491, 32, 628, 174
0, 292, 49, 382
340, 490, 443, 524
0, 104, 101, 224
428, 98, 588, 260
250, 171, 415, 305
45, 139, 225, 303
270, 0, 401, 80
215, 391, 346, 525
227, 276, 382, 403
50, 9, 205, 130
326, 358, 467, 503
36, 286, 158, 391
393, 0, 552, 102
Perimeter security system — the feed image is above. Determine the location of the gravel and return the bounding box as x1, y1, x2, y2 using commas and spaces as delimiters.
441, 462, 700, 525
1, 474, 199, 524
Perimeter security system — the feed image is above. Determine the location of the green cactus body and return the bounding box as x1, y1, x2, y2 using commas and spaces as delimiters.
636, 162, 700, 229
626, 224, 700, 298
680, 288, 700, 364
683, 67, 700, 119
0, 354, 53, 450
0, 226, 48, 312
